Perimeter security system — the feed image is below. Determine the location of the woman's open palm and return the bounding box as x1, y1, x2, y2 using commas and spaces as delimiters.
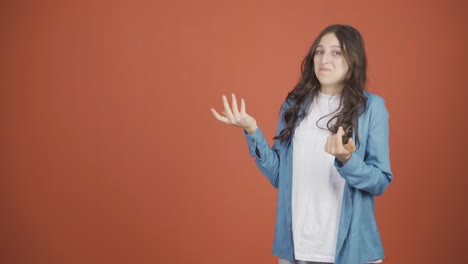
211, 94, 257, 133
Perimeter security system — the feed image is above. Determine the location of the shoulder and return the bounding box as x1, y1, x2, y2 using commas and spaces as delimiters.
364, 90, 388, 114
280, 97, 295, 112
365, 90, 385, 106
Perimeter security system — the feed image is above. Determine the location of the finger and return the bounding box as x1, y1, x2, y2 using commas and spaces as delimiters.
240, 98, 246, 115
222, 95, 235, 122
211, 108, 230, 124
331, 130, 343, 148
337, 126, 344, 136
324, 135, 332, 154
333, 127, 344, 146
346, 138, 356, 152
231, 94, 240, 120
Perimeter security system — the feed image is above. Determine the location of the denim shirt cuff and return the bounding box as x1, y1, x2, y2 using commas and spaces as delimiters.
335, 152, 360, 174
244, 127, 264, 158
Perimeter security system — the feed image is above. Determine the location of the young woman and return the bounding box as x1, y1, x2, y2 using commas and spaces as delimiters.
211, 24, 392, 264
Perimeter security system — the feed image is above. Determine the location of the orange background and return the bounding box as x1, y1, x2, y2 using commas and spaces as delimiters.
1, 0, 467, 263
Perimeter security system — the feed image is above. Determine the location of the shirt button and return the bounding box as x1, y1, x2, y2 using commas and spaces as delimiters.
251, 139, 255, 143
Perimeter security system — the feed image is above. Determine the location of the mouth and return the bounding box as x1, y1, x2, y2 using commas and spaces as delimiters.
318, 68, 331, 72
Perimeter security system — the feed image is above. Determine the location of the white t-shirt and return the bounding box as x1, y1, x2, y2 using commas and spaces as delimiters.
292, 91, 345, 262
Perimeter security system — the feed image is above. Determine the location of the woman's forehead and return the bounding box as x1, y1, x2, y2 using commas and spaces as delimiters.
318, 33, 341, 47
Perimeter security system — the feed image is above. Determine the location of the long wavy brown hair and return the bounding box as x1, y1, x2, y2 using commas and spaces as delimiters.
274, 24, 368, 146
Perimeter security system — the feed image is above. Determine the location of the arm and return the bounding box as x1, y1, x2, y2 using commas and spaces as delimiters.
211, 94, 287, 188
243, 105, 286, 188
334, 97, 393, 196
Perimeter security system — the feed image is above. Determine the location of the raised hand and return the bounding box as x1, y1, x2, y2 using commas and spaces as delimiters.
324, 126, 356, 163
211, 94, 258, 134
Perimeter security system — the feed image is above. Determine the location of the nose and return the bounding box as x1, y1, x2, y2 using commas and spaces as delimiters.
321, 51, 331, 64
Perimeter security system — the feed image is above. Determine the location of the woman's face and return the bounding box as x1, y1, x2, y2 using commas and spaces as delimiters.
313, 33, 349, 92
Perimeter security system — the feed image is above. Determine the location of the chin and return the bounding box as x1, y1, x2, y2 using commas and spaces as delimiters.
318, 79, 337, 86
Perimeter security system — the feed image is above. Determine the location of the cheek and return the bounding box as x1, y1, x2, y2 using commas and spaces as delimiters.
338, 59, 349, 73
344, 64, 350, 77
313, 57, 320, 68
313, 63, 320, 74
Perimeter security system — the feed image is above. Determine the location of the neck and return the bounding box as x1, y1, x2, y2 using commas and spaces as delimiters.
320, 85, 343, 96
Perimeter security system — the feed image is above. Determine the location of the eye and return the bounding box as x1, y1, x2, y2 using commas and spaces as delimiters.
332, 51, 342, 56
315, 50, 323, 55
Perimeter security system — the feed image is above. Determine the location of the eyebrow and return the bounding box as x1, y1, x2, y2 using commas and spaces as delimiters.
317, 45, 341, 48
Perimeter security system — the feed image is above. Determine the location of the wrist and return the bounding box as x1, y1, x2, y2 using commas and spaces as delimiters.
338, 153, 352, 164
245, 122, 258, 135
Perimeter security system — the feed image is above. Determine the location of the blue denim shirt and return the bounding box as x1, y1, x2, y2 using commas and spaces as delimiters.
244, 91, 392, 264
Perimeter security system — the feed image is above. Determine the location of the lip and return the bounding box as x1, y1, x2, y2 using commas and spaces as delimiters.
318, 67, 331, 72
